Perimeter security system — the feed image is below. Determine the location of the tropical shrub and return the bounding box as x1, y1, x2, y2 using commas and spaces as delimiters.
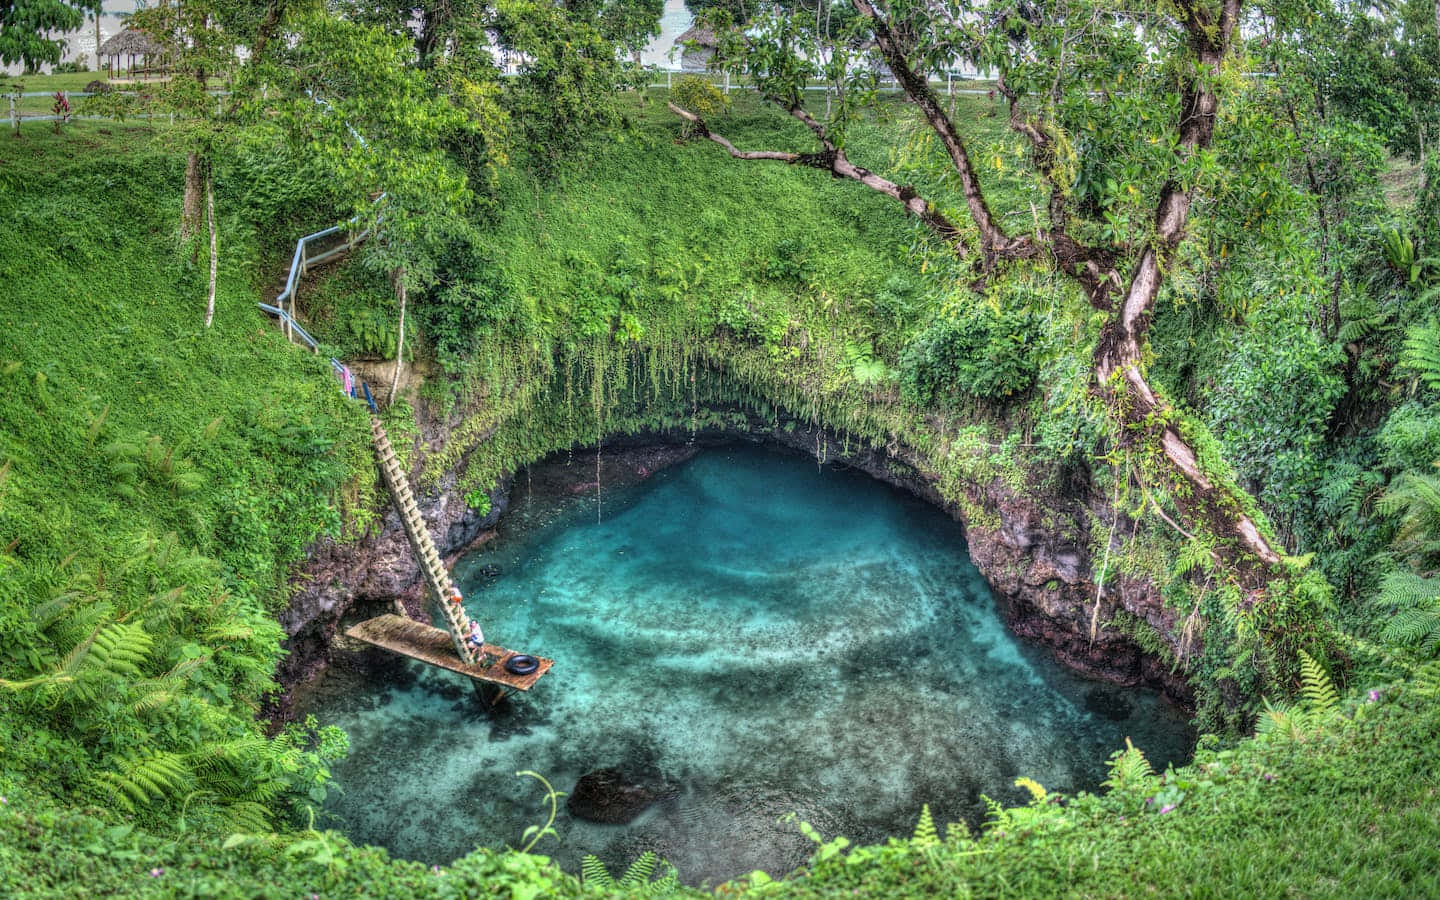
899, 306, 1040, 405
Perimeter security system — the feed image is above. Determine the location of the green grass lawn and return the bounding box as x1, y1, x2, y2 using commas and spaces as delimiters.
5, 71, 225, 120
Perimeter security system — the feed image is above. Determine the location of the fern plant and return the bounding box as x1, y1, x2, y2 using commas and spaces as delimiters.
1101, 738, 1155, 791
580, 851, 679, 896
1335, 291, 1395, 345
95, 750, 194, 814
1378, 227, 1437, 283
1256, 650, 1340, 741
911, 803, 939, 848
1298, 649, 1339, 714
1400, 316, 1440, 395
1378, 466, 1440, 572
1373, 572, 1440, 657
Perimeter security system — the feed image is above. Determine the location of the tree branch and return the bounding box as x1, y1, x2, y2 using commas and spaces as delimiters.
851, 0, 1018, 259
666, 102, 803, 160
667, 101, 965, 245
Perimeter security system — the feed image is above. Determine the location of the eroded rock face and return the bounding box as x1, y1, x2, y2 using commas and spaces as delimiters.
268, 393, 1193, 723
265, 458, 511, 721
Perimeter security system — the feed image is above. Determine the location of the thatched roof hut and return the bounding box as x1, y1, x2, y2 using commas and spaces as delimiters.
674, 25, 720, 72
99, 29, 164, 78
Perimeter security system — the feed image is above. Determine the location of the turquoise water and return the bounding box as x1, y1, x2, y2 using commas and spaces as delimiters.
302, 447, 1192, 886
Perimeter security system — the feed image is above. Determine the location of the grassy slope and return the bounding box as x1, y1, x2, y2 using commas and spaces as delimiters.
0, 122, 371, 603
0, 122, 372, 835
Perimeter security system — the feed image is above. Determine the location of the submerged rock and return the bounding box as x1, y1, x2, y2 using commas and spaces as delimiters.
568, 768, 672, 825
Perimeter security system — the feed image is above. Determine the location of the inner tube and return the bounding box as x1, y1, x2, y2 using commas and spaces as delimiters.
504, 654, 540, 676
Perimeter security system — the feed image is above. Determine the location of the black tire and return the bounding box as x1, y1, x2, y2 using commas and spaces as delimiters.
505, 654, 540, 676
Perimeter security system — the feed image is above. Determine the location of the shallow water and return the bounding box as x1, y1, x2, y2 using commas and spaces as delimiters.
302, 446, 1192, 886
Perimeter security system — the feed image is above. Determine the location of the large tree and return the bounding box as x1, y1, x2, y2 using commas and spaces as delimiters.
0, 0, 99, 70
670, 0, 1290, 594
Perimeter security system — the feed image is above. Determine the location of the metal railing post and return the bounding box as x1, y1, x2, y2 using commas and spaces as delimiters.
9, 96, 16, 135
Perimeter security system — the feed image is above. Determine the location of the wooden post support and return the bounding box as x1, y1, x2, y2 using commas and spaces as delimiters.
9, 96, 16, 135
472, 679, 509, 710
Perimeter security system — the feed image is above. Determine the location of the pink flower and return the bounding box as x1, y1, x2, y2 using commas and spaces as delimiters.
1367, 690, 1381, 702
149, 868, 164, 877
1158, 804, 1176, 814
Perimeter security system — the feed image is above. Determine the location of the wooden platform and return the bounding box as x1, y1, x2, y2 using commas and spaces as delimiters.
345, 614, 553, 691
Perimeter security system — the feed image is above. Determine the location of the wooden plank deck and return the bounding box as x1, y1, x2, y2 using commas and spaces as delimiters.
345, 614, 553, 691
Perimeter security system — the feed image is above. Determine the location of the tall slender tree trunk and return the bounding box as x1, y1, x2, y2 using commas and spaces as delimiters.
204, 174, 217, 328
388, 270, 406, 407
182, 152, 204, 244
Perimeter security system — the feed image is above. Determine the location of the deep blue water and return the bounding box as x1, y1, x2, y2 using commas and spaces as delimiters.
300, 446, 1192, 886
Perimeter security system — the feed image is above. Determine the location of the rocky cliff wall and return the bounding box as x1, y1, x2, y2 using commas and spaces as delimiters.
266, 391, 1193, 722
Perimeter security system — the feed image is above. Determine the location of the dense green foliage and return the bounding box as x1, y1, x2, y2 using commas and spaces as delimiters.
0, 0, 98, 70
0, 123, 371, 842
5, 0, 1440, 889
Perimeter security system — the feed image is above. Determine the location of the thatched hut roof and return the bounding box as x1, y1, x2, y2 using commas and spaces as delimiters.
674, 25, 720, 49
99, 29, 163, 59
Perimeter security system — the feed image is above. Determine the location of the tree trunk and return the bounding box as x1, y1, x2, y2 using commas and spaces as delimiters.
388, 271, 406, 407
182, 152, 204, 244
1091, 0, 1280, 587
204, 174, 217, 328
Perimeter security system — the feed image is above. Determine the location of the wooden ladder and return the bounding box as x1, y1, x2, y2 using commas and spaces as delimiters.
369, 416, 479, 665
